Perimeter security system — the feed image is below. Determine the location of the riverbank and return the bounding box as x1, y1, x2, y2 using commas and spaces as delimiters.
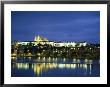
11, 45, 100, 60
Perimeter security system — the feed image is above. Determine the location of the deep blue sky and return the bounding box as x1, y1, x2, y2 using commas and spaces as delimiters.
11, 11, 100, 43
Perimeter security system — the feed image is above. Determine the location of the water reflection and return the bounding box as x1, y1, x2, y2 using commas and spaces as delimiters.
12, 57, 100, 76
11, 57, 99, 77
11, 57, 95, 64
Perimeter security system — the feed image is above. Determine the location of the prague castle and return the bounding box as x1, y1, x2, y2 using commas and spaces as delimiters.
12, 35, 87, 47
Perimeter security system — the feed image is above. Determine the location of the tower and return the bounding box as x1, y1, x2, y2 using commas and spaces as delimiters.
34, 35, 49, 45
34, 35, 43, 42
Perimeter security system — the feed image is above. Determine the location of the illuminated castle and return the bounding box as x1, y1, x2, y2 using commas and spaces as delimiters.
12, 35, 87, 47
34, 35, 48, 42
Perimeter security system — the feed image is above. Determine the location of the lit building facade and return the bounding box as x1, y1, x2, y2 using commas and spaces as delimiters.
12, 35, 87, 47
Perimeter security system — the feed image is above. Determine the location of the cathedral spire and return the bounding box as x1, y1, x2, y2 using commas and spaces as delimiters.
34, 35, 48, 42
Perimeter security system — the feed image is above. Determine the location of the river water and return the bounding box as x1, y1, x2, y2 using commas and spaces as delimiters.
11, 57, 100, 77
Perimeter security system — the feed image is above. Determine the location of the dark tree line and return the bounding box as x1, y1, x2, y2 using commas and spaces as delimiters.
11, 42, 100, 59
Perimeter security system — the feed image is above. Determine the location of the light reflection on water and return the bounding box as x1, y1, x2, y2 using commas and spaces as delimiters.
11, 56, 95, 63
11, 57, 100, 77
12, 63, 91, 76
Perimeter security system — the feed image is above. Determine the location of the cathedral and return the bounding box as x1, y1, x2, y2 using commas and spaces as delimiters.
34, 35, 48, 42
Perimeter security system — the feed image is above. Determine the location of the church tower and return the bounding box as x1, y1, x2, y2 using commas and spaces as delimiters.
34, 35, 49, 44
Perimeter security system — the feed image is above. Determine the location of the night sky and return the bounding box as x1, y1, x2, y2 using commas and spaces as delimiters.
11, 11, 100, 43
